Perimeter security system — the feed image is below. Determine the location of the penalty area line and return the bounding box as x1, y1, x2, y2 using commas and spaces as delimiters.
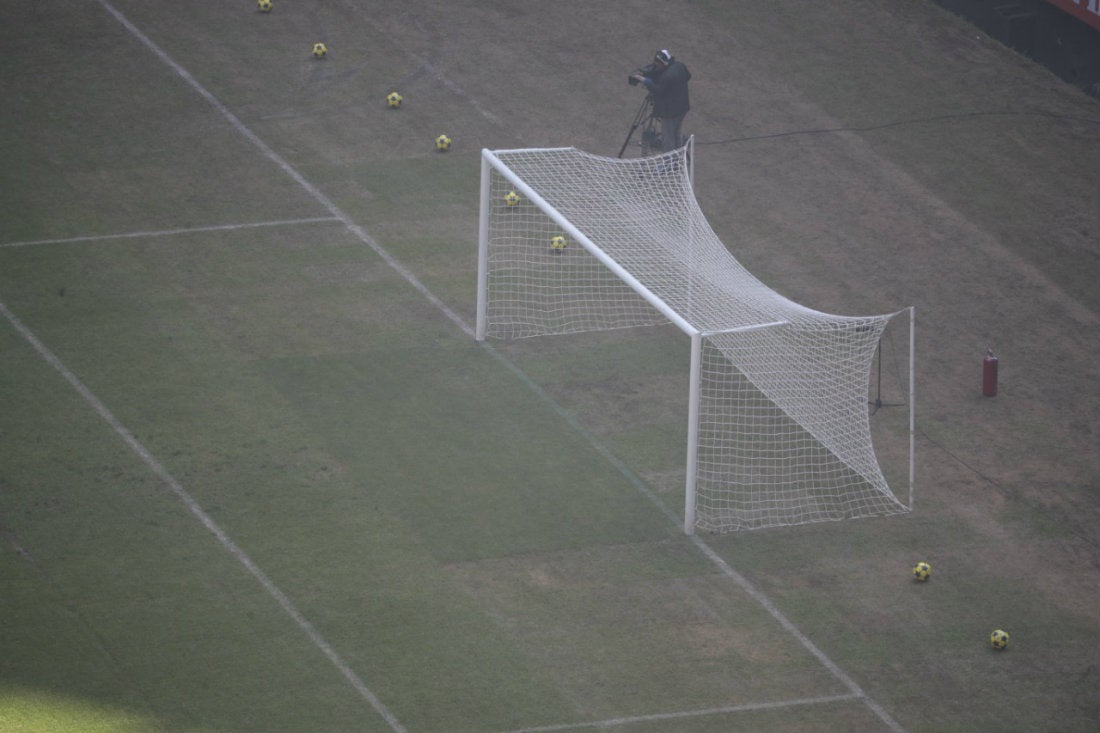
483, 343, 909, 733
0, 217, 343, 248
495, 693, 862, 733
94, 0, 472, 340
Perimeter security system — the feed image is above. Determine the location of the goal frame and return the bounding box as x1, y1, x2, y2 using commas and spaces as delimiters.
476, 145, 914, 534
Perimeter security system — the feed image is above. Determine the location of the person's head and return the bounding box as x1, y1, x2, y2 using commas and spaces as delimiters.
653, 49, 672, 68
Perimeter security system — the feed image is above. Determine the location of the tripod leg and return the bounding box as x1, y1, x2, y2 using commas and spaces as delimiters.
641, 116, 659, 156
618, 95, 654, 158
617, 124, 638, 158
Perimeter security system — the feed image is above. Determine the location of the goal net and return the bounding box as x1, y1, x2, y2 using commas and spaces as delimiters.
476, 144, 914, 534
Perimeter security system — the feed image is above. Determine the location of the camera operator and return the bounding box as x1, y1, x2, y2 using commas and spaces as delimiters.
629, 49, 691, 153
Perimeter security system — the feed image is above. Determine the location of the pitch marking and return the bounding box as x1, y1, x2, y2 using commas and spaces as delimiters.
0, 217, 342, 249
482, 345, 907, 733
496, 693, 862, 733
96, 0, 471, 341
0, 298, 408, 733
90, 2, 906, 732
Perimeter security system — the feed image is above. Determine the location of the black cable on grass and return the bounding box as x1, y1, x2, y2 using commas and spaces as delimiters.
695, 109, 1100, 146
917, 424, 1100, 557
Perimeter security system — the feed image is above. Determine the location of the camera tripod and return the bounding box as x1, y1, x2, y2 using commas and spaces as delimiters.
618, 94, 661, 158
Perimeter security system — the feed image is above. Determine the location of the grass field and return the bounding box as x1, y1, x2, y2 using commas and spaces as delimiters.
2, 1, 1099, 732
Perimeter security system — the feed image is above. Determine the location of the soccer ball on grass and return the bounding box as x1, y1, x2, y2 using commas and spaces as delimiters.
387, 91, 403, 108
912, 561, 931, 581
257, 0, 272, 12
312, 42, 328, 59
435, 134, 452, 152
990, 629, 1010, 650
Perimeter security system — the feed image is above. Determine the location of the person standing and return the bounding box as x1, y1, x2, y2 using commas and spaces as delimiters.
630, 49, 691, 152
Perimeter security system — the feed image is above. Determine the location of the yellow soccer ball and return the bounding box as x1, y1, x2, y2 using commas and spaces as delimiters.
387, 91, 403, 108
990, 629, 1009, 650
435, 134, 452, 152
504, 191, 520, 207
912, 561, 931, 581
550, 235, 567, 253
257, 0, 273, 12
312, 42, 328, 59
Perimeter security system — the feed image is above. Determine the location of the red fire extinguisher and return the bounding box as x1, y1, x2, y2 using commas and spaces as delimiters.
982, 348, 998, 397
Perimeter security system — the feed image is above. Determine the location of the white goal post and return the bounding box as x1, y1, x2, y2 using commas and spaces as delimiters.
476, 144, 914, 534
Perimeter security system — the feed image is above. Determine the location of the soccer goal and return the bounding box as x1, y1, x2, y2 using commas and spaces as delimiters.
475, 143, 914, 534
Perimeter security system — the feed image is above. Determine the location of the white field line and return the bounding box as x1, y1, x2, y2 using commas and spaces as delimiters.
482, 346, 909, 733
0, 300, 408, 733
496, 693, 861, 733
95, 0, 472, 341
87, 2, 906, 732
0, 217, 342, 248
418, 57, 502, 126
689, 536, 906, 732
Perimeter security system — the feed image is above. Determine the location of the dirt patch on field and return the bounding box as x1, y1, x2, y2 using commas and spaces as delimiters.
447, 541, 842, 714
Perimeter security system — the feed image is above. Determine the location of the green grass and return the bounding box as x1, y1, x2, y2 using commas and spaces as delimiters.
2, 0, 1099, 732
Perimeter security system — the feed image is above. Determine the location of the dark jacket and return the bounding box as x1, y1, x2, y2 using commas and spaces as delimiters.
646, 59, 691, 118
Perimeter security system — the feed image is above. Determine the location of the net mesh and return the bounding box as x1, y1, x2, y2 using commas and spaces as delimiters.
480, 146, 909, 531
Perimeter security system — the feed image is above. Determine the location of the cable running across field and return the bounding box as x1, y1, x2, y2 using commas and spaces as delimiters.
91, 1, 907, 731
697, 108, 1100, 146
